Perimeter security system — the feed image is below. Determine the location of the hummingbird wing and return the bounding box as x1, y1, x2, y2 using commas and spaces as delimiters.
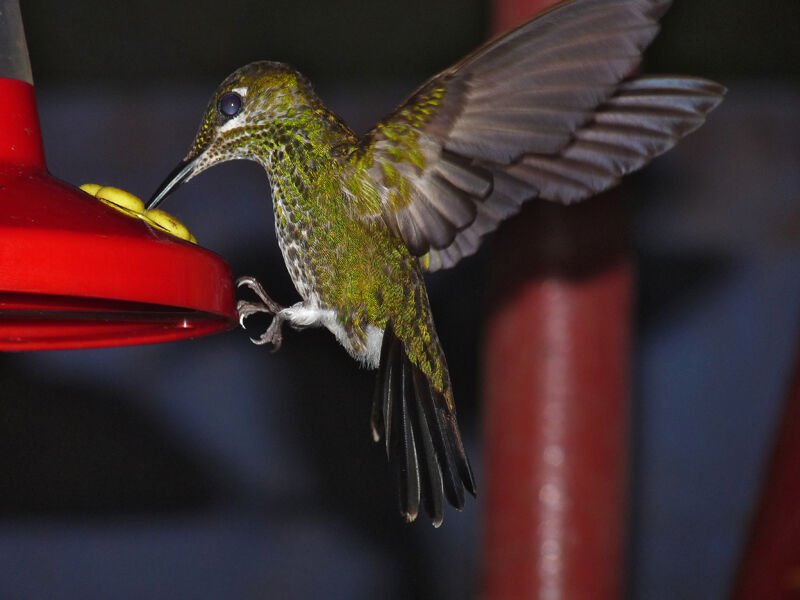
347, 0, 725, 270
421, 75, 725, 271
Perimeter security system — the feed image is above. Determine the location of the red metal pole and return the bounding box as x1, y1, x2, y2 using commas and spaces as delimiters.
481, 2, 632, 598
732, 337, 800, 599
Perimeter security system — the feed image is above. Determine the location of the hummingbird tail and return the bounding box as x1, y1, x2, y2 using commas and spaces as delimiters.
370, 321, 475, 527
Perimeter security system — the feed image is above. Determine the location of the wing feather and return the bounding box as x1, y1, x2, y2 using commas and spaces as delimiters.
426, 173, 478, 229
423, 76, 726, 269
433, 152, 493, 197
344, 0, 724, 269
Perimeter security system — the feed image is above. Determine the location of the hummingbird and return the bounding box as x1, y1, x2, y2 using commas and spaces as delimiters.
148, 0, 724, 526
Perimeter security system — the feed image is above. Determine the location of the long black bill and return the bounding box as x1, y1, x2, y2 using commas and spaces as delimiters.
147, 158, 197, 210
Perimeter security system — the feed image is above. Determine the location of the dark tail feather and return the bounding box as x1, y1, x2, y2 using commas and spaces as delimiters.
371, 321, 475, 526
395, 358, 422, 521
409, 365, 444, 525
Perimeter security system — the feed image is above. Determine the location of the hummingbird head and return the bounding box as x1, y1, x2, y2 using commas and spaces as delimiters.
148, 61, 319, 210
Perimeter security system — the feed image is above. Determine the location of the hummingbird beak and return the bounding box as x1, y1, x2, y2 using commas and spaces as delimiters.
147, 157, 198, 210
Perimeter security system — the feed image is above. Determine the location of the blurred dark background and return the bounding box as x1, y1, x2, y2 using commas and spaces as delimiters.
1, 0, 798, 598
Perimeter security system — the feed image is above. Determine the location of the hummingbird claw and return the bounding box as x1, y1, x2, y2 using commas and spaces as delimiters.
237, 299, 273, 323
236, 275, 283, 314
236, 275, 287, 350
246, 314, 284, 351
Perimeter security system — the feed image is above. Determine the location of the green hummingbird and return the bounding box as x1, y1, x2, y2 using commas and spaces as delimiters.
148, 0, 724, 526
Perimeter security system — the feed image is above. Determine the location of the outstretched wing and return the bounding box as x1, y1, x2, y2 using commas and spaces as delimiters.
421, 75, 725, 270
345, 0, 725, 270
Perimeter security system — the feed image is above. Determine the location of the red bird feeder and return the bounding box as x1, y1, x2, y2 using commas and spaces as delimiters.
0, 0, 237, 350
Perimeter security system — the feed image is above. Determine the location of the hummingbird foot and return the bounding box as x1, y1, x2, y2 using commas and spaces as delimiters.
236, 275, 286, 351
236, 276, 283, 313
251, 312, 286, 351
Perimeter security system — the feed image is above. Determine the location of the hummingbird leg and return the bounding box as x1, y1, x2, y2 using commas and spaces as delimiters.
236, 275, 287, 351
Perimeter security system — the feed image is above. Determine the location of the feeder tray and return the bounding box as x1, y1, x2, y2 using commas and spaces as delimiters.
0, 76, 237, 350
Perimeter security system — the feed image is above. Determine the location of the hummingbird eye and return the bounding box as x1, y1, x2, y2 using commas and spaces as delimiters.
217, 92, 242, 118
